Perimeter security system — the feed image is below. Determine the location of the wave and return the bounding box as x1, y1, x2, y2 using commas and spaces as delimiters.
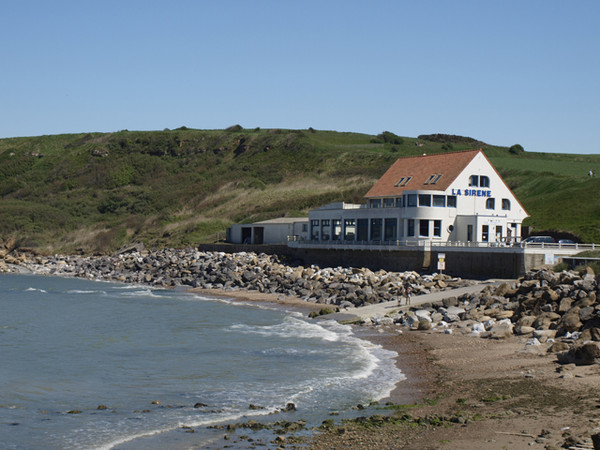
66, 289, 107, 295
25, 287, 47, 293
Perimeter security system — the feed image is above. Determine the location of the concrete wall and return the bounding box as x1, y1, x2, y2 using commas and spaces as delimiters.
198, 243, 528, 279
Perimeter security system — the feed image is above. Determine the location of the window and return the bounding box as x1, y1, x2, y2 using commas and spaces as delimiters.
418, 194, 431, 207
370, 218, 382, 241
302, 224, 308, 232
425, 174, 443, 185
447, 195, 457, 207
383, 197, 395, 208
321, 219, 330, 240
469, 175, 479, 187
395, 176, 412, 187
369, 198, 381, 208
495, 226, 503, 242
432, 195, 445, 207
482, 225, 489, 242
419, 220, 429, 237
486, 198, 495, 210
395, 197, 403, 207
344, 219, 356, 240
357, 219, 368, 241
311, 219, 320, 240
480, 176, 490, 188
433, 220, 442, 237
332, 219, 342, 240
502, 198, 511, 210
406, 194, 417, 207
384, 218, 397, 241
407, 219, 415, 237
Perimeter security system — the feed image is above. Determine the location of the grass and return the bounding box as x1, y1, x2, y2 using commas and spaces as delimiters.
1, 127, 599, 253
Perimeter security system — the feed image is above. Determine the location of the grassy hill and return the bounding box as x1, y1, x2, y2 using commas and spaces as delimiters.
1, 127, 599, 254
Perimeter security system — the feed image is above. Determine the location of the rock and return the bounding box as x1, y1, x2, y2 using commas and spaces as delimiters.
533, 329, 557, 343
547, 342, 570, 353
514, 325, 536, 335
557, 342, 600, 365
417, 319, 432, 330
482, 322, 513, 339
561, 312, 583, 333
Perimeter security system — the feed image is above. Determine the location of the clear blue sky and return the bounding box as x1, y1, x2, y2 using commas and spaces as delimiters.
1, 1, 599, 154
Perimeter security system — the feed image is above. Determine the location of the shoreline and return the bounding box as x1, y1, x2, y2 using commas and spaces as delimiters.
5, 251, 600, 448
189, 285, 600, 449
187, 286, 430, 405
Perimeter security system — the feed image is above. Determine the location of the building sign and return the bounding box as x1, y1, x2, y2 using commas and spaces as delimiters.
451, 188, 492, 197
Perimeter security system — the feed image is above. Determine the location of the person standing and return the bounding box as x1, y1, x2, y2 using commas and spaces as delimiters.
405, 283, 412, 306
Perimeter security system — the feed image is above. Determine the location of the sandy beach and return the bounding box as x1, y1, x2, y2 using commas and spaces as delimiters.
188, 286, 600, 450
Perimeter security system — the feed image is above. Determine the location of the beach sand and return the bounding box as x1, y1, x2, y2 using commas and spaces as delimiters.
188, 287, 600, 449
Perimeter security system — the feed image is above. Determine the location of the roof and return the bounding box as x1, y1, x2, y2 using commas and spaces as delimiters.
254, 217, 308, 225
364, 149, 482, 198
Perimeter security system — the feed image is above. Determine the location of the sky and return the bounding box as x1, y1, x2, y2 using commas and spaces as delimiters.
1, 1, 599, 154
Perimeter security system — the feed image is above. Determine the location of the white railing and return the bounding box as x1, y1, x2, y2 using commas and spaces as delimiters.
287, 236, 598, 251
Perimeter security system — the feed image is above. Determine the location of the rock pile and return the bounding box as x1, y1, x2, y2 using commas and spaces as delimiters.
376, 267, 600, 365
4, 248, 469, 308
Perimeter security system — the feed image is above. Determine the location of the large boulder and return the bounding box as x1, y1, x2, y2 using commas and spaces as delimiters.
557, 342, 600, 365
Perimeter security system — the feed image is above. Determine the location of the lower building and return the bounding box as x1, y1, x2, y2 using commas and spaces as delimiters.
227, 218, 309, 245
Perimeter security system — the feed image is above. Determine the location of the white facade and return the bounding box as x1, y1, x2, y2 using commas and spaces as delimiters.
307, 151, 528, 245
228, 218, 309, 245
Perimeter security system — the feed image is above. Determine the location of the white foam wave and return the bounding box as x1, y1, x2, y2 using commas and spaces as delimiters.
228, 316, 343, 342
67, 290, 107, 295
25, 287, 47, 293
120, 289, 169, 299
97, 408, 277, 450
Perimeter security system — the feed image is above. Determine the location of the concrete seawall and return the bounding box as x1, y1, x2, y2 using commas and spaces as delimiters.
198, 243, 528, 279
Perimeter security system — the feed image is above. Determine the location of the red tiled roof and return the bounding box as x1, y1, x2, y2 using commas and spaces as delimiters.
364, 149, 481, 198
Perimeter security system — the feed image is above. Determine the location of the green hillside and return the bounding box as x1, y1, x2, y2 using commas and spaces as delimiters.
0, 127, 599, 254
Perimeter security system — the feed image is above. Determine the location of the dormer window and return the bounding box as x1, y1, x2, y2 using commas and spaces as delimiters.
424, 174, 443, 185
395, 176, 412, 187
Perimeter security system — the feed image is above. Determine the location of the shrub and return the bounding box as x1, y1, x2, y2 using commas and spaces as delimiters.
371, 131, 404, 145
509, 144, 525, 154
225, 124, 243, 132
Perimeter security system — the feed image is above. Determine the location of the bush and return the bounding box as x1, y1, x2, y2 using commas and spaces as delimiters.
509, 144, 524, 154
225, 124, 243, 132
371, 131, 404, 145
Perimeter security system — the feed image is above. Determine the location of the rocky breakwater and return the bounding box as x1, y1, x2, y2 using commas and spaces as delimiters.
373, 267, 600, 365
7, 247, 470, 308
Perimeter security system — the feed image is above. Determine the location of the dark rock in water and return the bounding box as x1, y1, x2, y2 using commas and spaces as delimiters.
284, 402, 296, 412
67, 410, 82, 414
248, 404, 265, 410
194, 402, 208, 408
97, 404, 108, 410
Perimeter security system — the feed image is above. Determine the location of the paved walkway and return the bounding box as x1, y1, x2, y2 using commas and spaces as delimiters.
322, 279, 507, 322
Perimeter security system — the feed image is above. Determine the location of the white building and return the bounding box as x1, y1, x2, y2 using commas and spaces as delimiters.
227, 217, 309, 245
307, 150, 528, 245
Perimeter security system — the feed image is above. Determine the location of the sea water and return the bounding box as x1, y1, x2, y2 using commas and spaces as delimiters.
0, 274, 403, 449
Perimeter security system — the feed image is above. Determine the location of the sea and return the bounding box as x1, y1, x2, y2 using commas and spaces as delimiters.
0, 273, 404, 449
